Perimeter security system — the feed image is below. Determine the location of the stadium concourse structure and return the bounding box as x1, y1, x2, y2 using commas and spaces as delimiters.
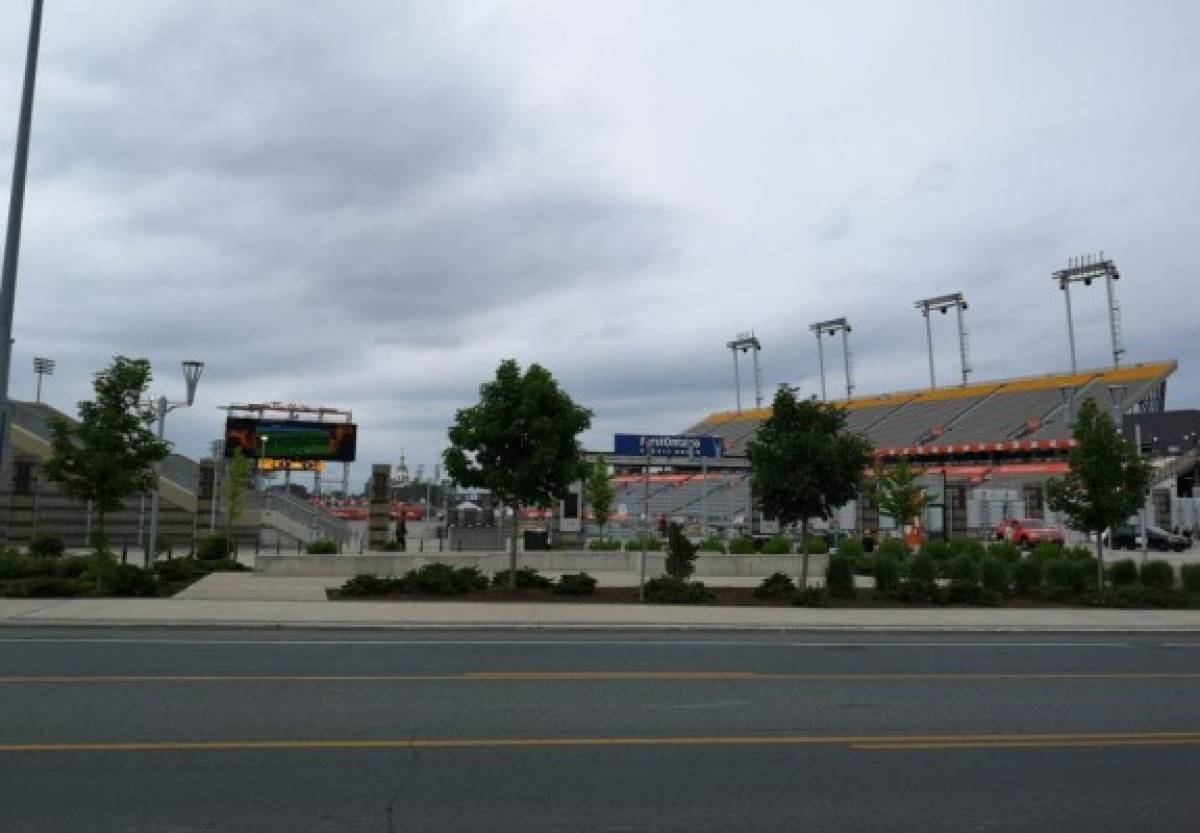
0, 400, 351, 551
607, 360, 1194, 541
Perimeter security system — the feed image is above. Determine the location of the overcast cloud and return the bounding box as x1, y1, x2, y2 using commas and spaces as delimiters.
1, 0, 1198, 486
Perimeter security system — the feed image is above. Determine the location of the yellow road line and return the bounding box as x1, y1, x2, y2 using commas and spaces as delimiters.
2, 671, 1200, 684
3, 732, 1200, 754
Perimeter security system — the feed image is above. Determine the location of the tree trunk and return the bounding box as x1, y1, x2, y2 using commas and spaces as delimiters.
800, 518, 810, 589
1095, 529, 1105, 589
509, 504, 519, 589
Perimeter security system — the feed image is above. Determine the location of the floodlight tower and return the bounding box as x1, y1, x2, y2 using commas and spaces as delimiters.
726, 332, 763, 412
914, 292, 971, 389
1052, 253, 1123, 373
32, 356, 53, 402
808, 317, 854, 400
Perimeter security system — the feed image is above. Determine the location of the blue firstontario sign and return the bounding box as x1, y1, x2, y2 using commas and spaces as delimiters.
614, 434, 723, 458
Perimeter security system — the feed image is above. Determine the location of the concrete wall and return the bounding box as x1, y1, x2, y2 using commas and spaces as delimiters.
255, 551, 829, 578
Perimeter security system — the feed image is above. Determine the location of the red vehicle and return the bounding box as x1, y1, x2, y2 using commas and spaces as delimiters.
993, 518, 1065, 548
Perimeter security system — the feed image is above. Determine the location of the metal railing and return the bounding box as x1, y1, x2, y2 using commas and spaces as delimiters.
250, 490, 352, 543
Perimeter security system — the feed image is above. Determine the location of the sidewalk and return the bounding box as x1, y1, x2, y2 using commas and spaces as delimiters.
4, 594, 1200, 631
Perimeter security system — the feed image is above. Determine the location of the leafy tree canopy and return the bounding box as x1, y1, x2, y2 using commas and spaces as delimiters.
444, 359, 593, 508
868, 456, 927, 528
1047, 397, 1151, 537
42, 356, 170, 533
584, 454, 614, 537
746, 385, 872, 528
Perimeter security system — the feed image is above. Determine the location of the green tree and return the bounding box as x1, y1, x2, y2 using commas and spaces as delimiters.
444, 359, 593, 587
223, 449, 251, 552
745, 386, 872, 586
42, 356, 170, 545
584, 455, 614, 541
868, 456, 928, 536
1046, 398, 1152, 586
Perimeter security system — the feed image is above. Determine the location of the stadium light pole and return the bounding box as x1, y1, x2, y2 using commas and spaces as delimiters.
726, 332, 763, 412
1053, 253, 1124, 372
144, 360, 204, 567
809, 318, 853, 401
0, 0, 45, 544
914, 293, 970, 389
32, 356, 53, 403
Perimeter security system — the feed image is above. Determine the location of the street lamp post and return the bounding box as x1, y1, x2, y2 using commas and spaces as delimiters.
144, 360, 204, 567
0, 0, 45, 544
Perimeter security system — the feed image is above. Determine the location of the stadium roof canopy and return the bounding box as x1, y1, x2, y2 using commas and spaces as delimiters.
688, 360, 1177, 457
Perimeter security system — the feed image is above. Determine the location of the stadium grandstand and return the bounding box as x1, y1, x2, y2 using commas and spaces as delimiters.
605, 360, 1198, 541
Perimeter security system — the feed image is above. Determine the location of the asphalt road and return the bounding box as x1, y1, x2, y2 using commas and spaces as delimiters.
2, 629, 1200, 832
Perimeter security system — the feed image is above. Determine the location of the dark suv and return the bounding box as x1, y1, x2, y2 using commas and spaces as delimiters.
1107, 524, 1189, 552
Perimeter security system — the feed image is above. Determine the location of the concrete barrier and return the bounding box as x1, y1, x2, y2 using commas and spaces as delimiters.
254, 551, 830, 578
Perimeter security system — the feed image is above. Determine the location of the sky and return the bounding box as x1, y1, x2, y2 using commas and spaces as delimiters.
1, 0, 1198, 489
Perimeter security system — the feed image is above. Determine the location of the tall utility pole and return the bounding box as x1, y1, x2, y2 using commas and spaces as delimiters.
914, 293, 971, 389
809, 318, 854, 400
1052, 253, 1124, 372
0, 0, 45, 542
726, 332, 762, 412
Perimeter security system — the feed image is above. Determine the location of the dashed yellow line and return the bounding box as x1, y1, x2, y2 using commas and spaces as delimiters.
2, 732, 1200, 754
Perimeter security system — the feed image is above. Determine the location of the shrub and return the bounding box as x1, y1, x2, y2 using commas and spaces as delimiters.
804, 536, 830, 555
54, 556, 90, 579
9, 577, 87, 598
1107, 559, 1139, 587
1140, 560, 1175, 591
761, 536, 793, 555
949, 538, 986, 560
921, 540, 951, 561
824, 554, 856, 599
196, 534, 230, 561
492, 567, 552, 589
728, 536, 756, 555
837, 538, 865, 559
84, 558, 159, 597
1044, 558, 1090, 598
665, 523, 699, 579
1181, 564, 1200, 594
0, 551, 46, 579
402, 564, 488, 595
878, 538, 909, 560
28, 533, 64, 559
306, 539, 339, 555
625, 536, 663, 552
1095, 585, 1189, 609
754, 572, 796, 599
980, 557, 1011, 598
792, 587, 826, 607
697, 536, 726, 553
153, 558, 205, 584
587, 538, 623, 551
852, 555, 875, 576
340, 574, 395, 597
554, 572, 597, 595
1065, 545, 1094, 561
873, 555, 901, 595
987, 542, 1021, 563
903, 554, 938, 600
1012, 557, 1042, 596
945, 555, 981, 603
1031, 542, 1063, 562
642, 576, 714, 604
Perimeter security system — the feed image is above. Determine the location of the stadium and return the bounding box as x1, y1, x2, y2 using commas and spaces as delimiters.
605, 356, 1192, 544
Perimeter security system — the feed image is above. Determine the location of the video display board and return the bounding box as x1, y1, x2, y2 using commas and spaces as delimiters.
224, 418, 357, 462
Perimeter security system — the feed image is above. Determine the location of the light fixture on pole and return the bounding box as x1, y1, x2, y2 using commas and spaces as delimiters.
726, 331, 763, 412
144, 360, 205, 567
913, 293, 971, 389
32, 356, 53, 403
808, 317, 854, 400
1052, 253, 1124, 373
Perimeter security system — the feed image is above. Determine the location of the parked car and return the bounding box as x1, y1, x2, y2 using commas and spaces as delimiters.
1107, 524, 1189, 552
993, 518, 1065, 548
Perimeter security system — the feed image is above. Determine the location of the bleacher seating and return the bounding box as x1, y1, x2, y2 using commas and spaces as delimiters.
687, 361, 1176, 453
